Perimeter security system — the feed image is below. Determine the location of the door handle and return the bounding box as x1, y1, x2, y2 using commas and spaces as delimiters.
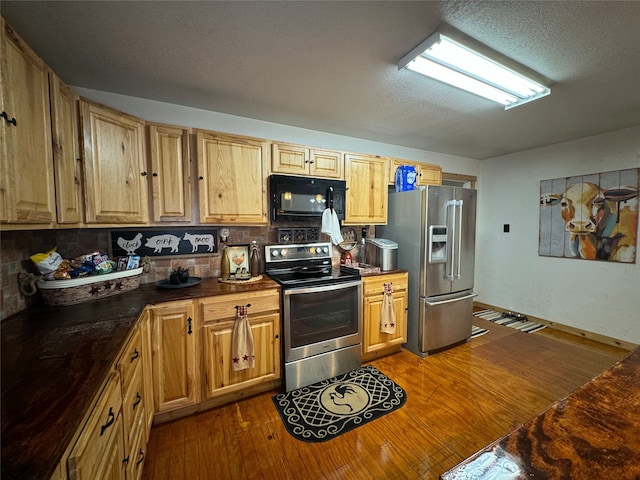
425, 293, 477, 306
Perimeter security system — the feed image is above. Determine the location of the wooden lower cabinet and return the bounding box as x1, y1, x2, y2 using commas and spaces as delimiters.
200, 289, 281, 400
67, 373, 125, 480
362, 272, 409, 362
149, 300, 199, 412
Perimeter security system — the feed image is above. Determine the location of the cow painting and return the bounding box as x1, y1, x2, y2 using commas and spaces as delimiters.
539, 169, 639, 263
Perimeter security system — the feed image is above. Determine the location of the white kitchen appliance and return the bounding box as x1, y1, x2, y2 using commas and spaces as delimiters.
377, 186, 477, 356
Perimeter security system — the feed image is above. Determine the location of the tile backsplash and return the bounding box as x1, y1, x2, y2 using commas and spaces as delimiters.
1, 224, 371, 320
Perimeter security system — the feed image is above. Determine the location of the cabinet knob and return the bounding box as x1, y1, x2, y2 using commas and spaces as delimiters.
141, 171, 148, 176
199, 176, 204, 180
152, 172, 158, 177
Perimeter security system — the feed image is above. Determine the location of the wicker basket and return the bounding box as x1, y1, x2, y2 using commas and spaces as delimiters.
36, 268, 144, 306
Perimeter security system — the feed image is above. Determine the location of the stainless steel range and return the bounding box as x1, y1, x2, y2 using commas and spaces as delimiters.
264, 242, 362, 391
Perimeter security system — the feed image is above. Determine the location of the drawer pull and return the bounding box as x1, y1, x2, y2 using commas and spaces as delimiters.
136, 449, 145, 466
133, 392, 142, 410
1, 111, 17, 126
130, 349, 139, 362
100, 407, 115, 436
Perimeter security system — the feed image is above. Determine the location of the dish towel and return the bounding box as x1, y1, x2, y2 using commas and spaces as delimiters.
321, 208, 343, 245
232, 305, 255, 371
380, 283, 396, 334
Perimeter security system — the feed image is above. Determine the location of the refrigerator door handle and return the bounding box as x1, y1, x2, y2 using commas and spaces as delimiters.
446, 200, 457, 281
425, 293, 478, 306
456, 200, 464, 279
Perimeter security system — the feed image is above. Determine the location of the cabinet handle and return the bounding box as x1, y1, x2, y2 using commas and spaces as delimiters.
141, 171, 148, 176
136, 449, 145, 467
152, 172, 158, 177
130, 349, 139, 362
133, 392, 142, 410
1, 111, 17, 126
198, 176, 204, 180
187, 317, 192, 335
100, 407, 115, 436
123, 455, 130, 465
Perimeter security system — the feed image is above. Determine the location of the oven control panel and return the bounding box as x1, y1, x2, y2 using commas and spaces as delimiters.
264, 242, 332, 263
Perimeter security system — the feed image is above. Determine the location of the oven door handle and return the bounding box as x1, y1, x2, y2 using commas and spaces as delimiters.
283, 280, 362, 296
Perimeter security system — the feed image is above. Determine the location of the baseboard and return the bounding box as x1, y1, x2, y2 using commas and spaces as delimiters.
473, 301, 637, 351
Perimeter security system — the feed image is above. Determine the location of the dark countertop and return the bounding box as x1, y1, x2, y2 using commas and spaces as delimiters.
441, 346, 640, 479
1, 276, 280, 480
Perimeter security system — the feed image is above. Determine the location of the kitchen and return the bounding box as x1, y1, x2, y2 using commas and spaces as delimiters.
2, 2, 640, 479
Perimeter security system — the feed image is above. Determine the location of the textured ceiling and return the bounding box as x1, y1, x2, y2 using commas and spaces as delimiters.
2, 1, 639, 160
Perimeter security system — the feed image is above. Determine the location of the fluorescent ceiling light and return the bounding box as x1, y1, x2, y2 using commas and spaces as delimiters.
398, 31, 550, 109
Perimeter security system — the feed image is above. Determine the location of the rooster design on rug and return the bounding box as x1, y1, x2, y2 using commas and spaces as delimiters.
328, 385, 357, 412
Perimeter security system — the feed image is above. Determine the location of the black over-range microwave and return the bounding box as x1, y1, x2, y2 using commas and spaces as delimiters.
269, 174, 346, 222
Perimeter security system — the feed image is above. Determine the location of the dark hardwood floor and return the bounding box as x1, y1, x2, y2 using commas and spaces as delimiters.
142, 319, 630, 479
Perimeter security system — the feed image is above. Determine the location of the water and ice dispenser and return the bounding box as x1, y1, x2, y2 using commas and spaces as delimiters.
428, 225, 448, 263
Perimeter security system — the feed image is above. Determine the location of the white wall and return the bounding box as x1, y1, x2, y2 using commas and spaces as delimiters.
73, 88, 478, 176
476, 126, 640, 343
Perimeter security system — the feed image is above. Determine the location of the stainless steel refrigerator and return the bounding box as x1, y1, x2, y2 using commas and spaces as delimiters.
377, 185, 477, 356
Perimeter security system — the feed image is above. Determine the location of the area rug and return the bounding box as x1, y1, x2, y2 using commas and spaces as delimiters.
474, 309, 546, 333
471, 325, 489, 338
272, 365, 406, 442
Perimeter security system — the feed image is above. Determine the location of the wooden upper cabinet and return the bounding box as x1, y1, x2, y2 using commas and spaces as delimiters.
80, 99, 149, 224
0, 18, 56, 227
388, 158, 442, 187
344, 154, 389, 225
49, 72, 83, 225
147, 123, 192, 223
272, 142, 343, 179
196, 130, 268, 224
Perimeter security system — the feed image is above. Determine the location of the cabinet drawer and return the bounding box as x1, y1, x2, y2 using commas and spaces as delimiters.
363, 273, 408, 296
126, 413, 146, 480
121, 360, 145, 444
200, 289, 280, 323
117, 326, 142, 390
67, 373, 123, 479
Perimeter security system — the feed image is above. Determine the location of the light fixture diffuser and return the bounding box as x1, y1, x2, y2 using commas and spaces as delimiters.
398, 30, 550, 109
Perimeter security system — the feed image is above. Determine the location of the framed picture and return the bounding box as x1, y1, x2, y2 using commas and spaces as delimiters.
226, 245, 249, 274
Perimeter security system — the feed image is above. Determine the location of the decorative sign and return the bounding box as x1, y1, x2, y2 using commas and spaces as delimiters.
110, 228, 218, 258
539, 168, 638, 263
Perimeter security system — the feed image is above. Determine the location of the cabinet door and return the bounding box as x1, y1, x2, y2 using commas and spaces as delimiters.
344, 154, 389, 224
415, 163, 442, 186
196, 131, 268, 224
363, 290, 408, 356
271, 143, 309, 175
309, 149, 343, 179
139, 309, 154, 436
149, 300, 198, 412
0, 18, 55, 226
202, 312, 280, 399
147, 124, 192, 222
49, 72, 83, 225
80, 99, 148, 224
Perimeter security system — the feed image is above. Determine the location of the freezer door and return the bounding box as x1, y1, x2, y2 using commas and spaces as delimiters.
451, 188, 477, 293
419, 292, 475, 353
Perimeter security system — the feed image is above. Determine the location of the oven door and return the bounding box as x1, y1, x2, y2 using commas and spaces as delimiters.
283, 280, 362, 363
